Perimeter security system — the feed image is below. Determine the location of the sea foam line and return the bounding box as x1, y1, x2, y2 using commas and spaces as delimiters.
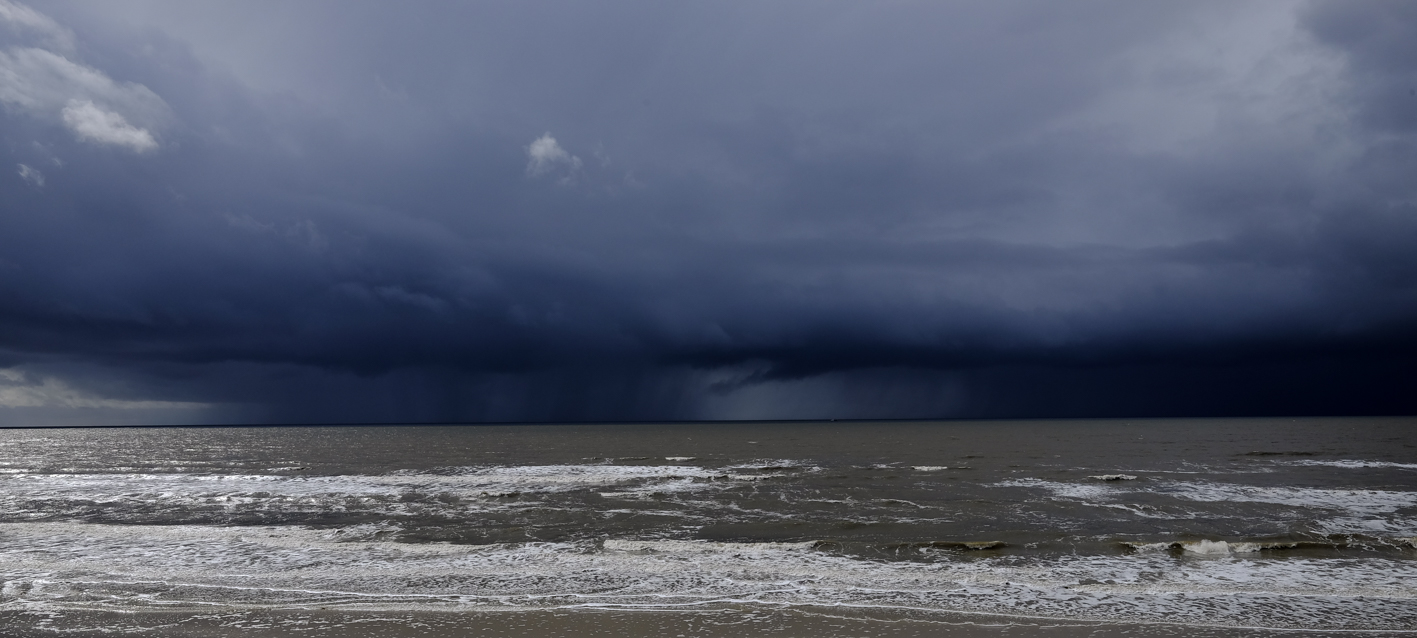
3, 522, 1417, 630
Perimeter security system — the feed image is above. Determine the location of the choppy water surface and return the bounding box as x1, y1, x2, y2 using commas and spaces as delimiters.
0, 418, 1414, 632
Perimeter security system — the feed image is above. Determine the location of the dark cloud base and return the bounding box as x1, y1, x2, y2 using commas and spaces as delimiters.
37, 349, 1412, 426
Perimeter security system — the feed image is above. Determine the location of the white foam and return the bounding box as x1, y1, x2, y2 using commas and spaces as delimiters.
0, 464, 777, 524
1126, 540, 1286, 554
1182, 540, 1234, 555
1095, 502, 1190, 519
911, 466, 949, 472
1001, 476, 1417, 517
723, 460, 817, 471
1160, 482, 1417, 516
1, 522, 1415, 630
995, 477, 1417, 534
1312, 515, 1417, 536
0, 465, 723, 497
1124, 541, 1176, 553
603, 539, 818, 553
994, 478, 1116, 501
424, 464, 722, 488
1291, 460, 1417, 470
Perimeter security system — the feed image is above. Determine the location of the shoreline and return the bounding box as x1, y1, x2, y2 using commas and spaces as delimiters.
2, 607, 1407, 638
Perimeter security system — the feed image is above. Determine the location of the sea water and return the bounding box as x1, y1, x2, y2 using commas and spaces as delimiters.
0, 418, 1413, 634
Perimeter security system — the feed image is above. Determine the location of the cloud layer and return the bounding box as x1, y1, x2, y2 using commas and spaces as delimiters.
1, 0, 1415, 424
0, 4, 167, 153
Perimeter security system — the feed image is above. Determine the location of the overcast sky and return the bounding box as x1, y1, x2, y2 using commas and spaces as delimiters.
2, 0, 1415, 425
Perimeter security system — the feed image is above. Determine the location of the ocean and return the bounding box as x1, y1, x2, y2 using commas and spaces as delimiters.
0, 418, 1414, 636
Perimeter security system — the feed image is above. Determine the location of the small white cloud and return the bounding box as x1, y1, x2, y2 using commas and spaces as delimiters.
526, 132, 582, 180
16, 162, 42, 186
526, 133, 570, 174
61, 99, 158, 152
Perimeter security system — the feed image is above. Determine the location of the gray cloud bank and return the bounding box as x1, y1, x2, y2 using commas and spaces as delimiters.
1, 0, 1415, 425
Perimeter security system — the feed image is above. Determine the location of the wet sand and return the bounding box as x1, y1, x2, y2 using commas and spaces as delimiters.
0, 608, 1395, 638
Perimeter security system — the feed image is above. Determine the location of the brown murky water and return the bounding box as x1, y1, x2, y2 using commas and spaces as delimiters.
1, 417, 1415, 635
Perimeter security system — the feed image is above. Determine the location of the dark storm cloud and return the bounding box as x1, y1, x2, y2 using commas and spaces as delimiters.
1, 0, 1415, 424
1304, 0, 1417, 134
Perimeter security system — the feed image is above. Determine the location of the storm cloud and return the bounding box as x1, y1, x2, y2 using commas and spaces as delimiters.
1, 0, 1415, 425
